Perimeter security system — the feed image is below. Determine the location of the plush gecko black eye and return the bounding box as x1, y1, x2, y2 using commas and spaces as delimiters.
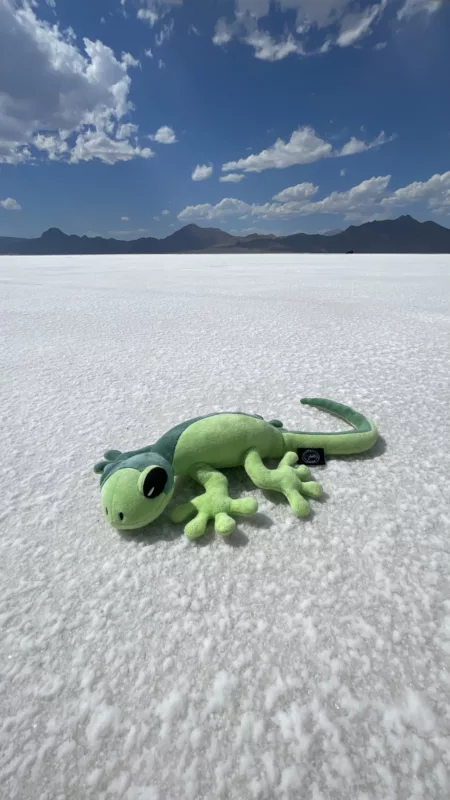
142, 467, 167, 499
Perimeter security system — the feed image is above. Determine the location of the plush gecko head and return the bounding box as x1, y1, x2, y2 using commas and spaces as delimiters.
94, 451, 174, 531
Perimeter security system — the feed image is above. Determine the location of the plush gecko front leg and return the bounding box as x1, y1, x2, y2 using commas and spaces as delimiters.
169, 464, 258, 539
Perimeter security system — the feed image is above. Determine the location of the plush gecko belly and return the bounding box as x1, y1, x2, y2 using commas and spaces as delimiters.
170, 413, 285, 474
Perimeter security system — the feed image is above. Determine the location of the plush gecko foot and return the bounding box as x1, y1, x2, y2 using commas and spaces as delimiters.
244, 449, 322, 518
169, 464, 258, 540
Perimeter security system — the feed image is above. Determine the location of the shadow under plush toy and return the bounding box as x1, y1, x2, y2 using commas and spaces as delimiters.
94, 398, 378, 540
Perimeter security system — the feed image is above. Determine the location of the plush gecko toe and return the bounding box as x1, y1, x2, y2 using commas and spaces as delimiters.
104, 449, 123, 461
94, 449, 124, 475
230, 498, 258, 516
214, 513, 236, 536
94, 460, 109, 474
296, 465, 311, 481
300, 481, 323, 499
185, 512, 210, 540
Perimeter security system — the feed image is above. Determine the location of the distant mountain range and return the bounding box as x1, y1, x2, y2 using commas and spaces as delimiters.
1, 215, 450, 255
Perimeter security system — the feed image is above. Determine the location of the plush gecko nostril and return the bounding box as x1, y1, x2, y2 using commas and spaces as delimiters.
119, 512, 124, 521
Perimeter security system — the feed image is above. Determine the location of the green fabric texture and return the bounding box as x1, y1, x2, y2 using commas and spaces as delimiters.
152, 411, 265, 466
173, 413, 284, 473
94, 397, 379, 539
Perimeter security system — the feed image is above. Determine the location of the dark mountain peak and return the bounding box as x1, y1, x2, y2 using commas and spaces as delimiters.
346, 215, 419, 234
237, 233, 277, 243
162, 222, 236, 251
41, 227, 67, 240
391, 214, 418, 227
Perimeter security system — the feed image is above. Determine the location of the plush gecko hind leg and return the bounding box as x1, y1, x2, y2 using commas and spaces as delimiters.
94, 398, 378, 540
244, 451, 323, 518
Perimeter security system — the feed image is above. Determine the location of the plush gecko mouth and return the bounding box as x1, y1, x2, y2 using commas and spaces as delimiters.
104, 492, 173, 530
104, 497, 171, 531
109, 515, 159, 532
101, 468, 173, 531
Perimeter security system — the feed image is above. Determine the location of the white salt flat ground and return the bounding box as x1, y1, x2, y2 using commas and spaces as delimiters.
1, 254, 450, 800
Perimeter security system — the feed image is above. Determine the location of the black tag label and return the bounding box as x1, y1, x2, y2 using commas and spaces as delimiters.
297, 447, 326, 467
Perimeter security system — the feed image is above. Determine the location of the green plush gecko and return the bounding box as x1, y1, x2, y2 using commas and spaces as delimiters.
94, 398, 378, 540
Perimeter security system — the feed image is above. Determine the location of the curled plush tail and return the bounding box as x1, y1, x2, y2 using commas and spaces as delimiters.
282, 397, 378, 456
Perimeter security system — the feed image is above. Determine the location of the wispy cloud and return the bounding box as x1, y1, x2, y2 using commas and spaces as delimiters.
219, 173, 245, 183
213, 0, 389, 62
397, 0, 442, 20
222, 126, 393, 174
155, 17, 175, 46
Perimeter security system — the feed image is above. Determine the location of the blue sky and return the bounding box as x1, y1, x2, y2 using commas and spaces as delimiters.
1, 0, 449, 239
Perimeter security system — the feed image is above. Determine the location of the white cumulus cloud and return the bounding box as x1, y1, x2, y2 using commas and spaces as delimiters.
70, 131, 153, 165
1, 197, 21, 211
272, 182, 319, 202
0, 0, 149, 165
299, 175, 391, 215
192, 164, 214, 181
151, 126, 177, 144
33, 134, 70, 161
117, 123, 139, 140
179, 197, 249, 220
121, 52, 140, 68
382, 171, 450, 212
